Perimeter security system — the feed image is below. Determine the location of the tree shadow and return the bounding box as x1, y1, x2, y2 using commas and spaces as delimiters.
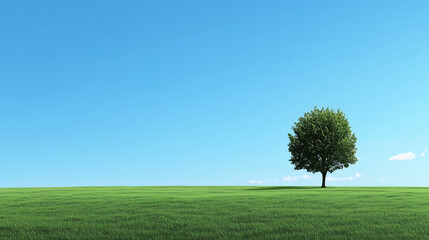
246, 186, 322, 191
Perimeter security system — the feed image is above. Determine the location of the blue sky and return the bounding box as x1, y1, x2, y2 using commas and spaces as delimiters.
1, 1, 428, 187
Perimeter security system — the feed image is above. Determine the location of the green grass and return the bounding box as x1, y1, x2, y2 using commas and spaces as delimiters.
1, 187, 428, 239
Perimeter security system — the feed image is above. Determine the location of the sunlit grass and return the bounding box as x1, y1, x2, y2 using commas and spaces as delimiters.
1, 186, 428, 239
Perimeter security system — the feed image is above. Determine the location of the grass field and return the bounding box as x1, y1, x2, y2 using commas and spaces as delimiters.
1, 186, 428, 239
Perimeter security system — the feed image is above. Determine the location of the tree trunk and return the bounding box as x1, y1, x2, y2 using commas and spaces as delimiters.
321, 172, 327, 188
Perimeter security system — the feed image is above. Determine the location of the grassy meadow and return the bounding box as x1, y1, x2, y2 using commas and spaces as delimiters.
0, 186, 428, 239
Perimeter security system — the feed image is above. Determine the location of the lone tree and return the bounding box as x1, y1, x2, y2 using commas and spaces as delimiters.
288, 107, 357, 188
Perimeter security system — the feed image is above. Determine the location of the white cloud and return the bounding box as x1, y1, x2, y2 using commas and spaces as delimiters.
248, 180, 266, 184
283, 176, 299, 182
388, 152, 416, 161
420, 147, 427, 157
283, 174, 312, 182
249, 174, 312, 184
327, 172, 362, 181
301, 174, 312, 180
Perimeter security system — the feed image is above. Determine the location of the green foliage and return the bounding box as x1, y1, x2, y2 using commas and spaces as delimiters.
0, 187, 428, 239
288, 107, 357, 186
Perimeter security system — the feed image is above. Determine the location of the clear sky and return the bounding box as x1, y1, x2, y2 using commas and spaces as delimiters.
1, 1, 428, 187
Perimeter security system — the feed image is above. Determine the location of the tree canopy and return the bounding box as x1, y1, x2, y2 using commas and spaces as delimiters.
288, 107, 357, 187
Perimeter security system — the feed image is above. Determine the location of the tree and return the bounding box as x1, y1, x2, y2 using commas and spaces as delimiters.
288, 107, 357, 188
